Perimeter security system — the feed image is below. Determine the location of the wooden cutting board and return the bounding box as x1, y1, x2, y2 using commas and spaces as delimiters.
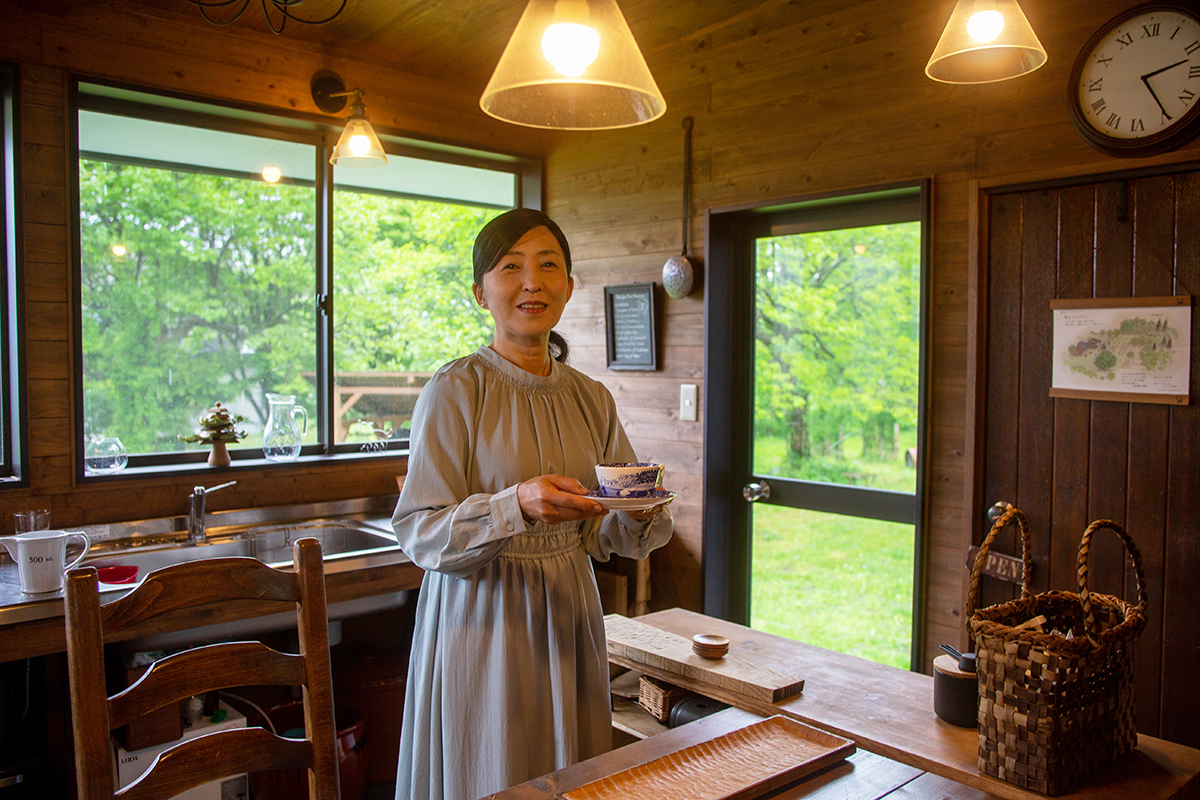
558, 715, 853, 800
604, 614, 804, 704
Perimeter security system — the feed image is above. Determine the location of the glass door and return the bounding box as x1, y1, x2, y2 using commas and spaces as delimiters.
704, 183, 930, 670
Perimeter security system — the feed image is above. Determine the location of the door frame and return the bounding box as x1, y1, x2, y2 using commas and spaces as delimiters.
701, 179, 933, 671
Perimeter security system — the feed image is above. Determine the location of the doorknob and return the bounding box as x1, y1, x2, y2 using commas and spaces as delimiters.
743, 481, 771, 502
986, 501, 1012, 523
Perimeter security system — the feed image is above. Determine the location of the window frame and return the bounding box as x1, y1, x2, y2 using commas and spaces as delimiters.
0, 63, 26, 485
69, 77, 541, 480
701, 180, 932, 670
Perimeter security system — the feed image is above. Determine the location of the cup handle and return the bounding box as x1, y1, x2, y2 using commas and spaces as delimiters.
64, 532, 91, 572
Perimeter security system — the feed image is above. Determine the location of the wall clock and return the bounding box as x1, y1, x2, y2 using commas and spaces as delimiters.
1068, 2, 1200, 157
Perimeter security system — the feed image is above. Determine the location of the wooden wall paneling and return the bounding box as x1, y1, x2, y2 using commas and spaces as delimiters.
1016, 188, 1059, 594
1050, 186, 1097, 596
1085, 180, 1134, 598
979, 192, 1023, 610
1121, 174, 1177, 738
1161, 172, 1200, 747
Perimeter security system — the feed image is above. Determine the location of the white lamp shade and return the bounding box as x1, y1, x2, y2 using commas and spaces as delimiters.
330, 108, 388, 167
481, 0, 666, 130
926, 0, 1047, 84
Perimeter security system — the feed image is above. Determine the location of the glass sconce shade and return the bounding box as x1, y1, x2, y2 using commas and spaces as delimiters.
330, 100, 388, 167
481, 0, 666, 130
925, 0, 1047, 84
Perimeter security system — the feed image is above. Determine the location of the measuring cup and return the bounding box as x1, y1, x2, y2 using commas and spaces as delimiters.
0, 530, 92, 593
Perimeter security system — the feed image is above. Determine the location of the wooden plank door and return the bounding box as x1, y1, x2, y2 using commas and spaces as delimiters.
973, 168, 1200, 748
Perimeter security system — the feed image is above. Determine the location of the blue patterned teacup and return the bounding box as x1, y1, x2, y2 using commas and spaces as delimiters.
595, 462, 664, 497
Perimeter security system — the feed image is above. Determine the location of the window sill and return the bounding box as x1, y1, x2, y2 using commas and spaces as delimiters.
78, 448, 410, 483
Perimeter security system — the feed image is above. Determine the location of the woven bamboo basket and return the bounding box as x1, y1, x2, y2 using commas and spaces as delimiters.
638, 675, 690, 723
966, 505, 1148, 796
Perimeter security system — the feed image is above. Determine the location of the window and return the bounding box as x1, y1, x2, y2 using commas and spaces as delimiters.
0, 64, 21, 482
704, 183, 930, 670
74, 82, 535, 473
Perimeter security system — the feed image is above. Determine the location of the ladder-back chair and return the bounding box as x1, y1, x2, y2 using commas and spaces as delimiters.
64, 537, 340, 800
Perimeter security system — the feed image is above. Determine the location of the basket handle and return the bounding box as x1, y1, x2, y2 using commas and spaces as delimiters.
965, 503, 1034, 629
1078, 519, 1148, 643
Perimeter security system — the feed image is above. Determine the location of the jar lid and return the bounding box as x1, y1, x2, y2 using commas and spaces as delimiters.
933, 654, 975, 678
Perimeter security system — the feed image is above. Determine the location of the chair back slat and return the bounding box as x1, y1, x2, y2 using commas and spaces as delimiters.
65, 537, 340, 800
100, 557, 299, 636
65, 568, 119, 800
117, 727, 312, 800
109, 642, 306, 730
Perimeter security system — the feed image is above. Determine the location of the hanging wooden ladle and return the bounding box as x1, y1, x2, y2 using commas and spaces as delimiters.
662, 116, 699, 299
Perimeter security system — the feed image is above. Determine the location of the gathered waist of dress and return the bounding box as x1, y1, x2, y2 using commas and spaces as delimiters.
499, 522, 583, 560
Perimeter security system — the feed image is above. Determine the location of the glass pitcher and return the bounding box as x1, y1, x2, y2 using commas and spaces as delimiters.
263, 393, 308, 462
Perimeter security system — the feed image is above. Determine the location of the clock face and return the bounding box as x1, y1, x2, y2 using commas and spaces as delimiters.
1070, 4, 1200, 156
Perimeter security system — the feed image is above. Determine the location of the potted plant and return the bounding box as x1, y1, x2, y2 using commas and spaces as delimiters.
179, 403, 246, 467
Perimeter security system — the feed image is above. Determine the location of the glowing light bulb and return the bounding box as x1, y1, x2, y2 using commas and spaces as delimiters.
349, 134, 372, 156
967, 10, 1005, 42
542, 22, 600, 77
111, 244, 126, 257
261, 165, 282, 183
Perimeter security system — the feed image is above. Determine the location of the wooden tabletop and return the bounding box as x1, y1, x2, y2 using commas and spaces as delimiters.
489, 706, 997, 800
622, 608, 1200, 800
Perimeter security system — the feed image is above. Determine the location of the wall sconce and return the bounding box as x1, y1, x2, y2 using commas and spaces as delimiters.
311, 72, 389, 167
925, 0, 1047, 84
480, 0, 666, 130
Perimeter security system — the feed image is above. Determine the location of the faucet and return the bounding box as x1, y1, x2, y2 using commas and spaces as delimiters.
188, 480, 237, 544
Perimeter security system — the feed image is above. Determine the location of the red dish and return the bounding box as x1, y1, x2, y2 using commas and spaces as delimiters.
97, 565, 139, 584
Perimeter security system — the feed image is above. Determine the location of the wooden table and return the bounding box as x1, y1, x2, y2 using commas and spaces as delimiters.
610, 608, 1200, 800
490, 706, 996, 799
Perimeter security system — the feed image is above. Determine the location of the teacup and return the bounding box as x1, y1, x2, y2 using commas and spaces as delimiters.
595, 462, 664, 498
0, 529, 92, 594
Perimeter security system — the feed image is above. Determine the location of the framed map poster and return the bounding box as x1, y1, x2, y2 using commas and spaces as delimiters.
1050, 295, 1191, 405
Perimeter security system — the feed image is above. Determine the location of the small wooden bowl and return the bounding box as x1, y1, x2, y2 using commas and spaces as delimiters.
692, 633, 730, 659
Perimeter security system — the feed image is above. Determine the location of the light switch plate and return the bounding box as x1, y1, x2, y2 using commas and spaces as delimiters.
680, 384, 698, 422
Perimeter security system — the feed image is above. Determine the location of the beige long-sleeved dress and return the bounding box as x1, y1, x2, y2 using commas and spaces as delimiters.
392, 345, 673, 800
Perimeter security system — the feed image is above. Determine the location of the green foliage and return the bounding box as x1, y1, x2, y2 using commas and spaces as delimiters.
1094, 349, 1117, 371
753, 223, 921, 478
80, 160, 317, 453
333, 193, 494, 373
79, 159, 497, 456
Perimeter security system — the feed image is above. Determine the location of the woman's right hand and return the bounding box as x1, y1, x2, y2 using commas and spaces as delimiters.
517, 474, 606, 525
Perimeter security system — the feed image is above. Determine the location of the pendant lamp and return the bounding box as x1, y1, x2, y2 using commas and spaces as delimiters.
926, 0, 1047, 84
481, 0, 666, 130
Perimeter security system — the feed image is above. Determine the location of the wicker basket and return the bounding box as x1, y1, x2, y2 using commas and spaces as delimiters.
638, 675, 690, 723
966, 505, 1148, 796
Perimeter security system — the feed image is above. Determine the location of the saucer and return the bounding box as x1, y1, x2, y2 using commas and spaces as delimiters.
587, 490, 676, 511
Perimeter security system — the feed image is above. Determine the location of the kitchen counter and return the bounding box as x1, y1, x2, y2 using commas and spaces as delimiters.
615, 609, 1200, 800
0, 504, 425, 662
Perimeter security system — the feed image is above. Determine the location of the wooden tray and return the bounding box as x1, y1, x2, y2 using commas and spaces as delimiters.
558, 716, 854, 800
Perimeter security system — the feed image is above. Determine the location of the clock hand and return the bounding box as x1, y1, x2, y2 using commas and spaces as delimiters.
1141, 58, 1188, 81
1141, 74, 1172, 120
1139, 60, 1187, 120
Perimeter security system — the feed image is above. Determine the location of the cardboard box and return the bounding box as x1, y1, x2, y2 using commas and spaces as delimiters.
114, 700, 249, 800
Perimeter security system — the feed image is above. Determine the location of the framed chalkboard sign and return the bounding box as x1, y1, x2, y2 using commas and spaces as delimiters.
604, 283, 658, 371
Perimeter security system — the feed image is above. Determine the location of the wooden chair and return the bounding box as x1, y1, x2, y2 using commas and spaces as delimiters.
64, 537, 340, 800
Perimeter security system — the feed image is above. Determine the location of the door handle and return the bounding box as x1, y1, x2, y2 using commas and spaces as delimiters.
743, 481, 771, 502
986, 501, 1012, 523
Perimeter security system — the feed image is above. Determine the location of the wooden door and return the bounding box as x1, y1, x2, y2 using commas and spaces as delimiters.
972, 167, 1199, 748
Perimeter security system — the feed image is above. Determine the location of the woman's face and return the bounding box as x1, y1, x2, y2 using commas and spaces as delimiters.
474, 225, 573, 348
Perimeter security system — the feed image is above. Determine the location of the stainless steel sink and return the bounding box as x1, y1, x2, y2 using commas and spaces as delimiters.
82, 519, 400, 578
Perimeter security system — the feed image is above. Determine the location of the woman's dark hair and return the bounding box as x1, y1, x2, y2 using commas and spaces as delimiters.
473, 207, 572, 363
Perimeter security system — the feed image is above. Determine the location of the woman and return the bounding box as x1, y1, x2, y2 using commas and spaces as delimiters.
392, 208, 673, 800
